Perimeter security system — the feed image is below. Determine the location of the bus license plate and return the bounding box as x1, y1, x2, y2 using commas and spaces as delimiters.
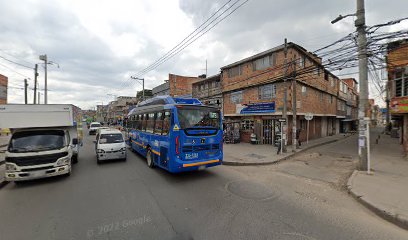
198, 165, 206, 171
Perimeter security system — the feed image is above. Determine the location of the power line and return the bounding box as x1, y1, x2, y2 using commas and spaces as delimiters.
122, 0, 249, 89
0, 55, 33, 69
0, 62, 32, 79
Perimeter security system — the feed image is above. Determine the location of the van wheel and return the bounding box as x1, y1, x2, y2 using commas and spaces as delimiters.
97, 156, 101, 164
146, 149, 154, 168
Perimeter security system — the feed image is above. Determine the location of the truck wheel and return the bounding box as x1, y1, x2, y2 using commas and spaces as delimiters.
72, 155, 78, 164
146, 149, 154, 168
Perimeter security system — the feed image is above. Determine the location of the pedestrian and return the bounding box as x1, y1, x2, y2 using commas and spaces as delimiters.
296, 128, 302, 148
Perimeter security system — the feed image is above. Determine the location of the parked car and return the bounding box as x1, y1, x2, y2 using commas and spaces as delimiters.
95, 129, 127, 164
89, 122, 101, 135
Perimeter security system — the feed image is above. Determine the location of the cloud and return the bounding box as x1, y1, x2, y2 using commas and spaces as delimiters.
0, 0, 407, 109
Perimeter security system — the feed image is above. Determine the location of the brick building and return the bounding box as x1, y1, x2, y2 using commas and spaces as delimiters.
387, 39, 408, 153
340, 78, 359, 132
221, 42, 342, 144
0, 74, 7, 104
153, 74, 202, 97
192, 74, 222, 110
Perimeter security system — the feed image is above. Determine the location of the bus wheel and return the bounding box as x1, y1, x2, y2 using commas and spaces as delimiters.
146, 149, 155, 168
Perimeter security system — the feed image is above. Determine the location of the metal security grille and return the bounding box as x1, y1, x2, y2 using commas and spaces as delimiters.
262, 119, 274, 145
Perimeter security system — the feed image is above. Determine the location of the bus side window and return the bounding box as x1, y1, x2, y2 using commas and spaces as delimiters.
136, 114, 142, 130
155, 112, 163, 135
142, 114, 147, 132
163, 111, 170, 135
146, 113, 155, 133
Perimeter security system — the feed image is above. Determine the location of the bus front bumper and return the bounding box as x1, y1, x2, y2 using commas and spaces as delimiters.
5, 164, 70, 181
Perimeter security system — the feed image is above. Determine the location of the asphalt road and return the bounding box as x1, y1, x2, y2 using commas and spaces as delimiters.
0, 130, 407, 240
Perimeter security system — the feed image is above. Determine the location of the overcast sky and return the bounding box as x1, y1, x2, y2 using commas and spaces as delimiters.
1, 0, 407, 109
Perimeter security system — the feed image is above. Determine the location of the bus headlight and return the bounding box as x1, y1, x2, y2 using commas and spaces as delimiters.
5, 163, 17, 172
56, 156, 70, 166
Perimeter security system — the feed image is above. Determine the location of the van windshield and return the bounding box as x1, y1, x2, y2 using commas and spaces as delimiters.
99, 133, 124, 144
91, 123, 101, 128
9, 130, 66, 153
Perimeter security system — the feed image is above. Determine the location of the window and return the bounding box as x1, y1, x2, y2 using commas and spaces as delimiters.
394, 71, 408, 97
177, 107, 220, 129
230, 91, 243, 104
228, 65, 242, 78
319, 92, 323, 101
259, 84, 276, 99
162, 111, 171, 135
330, 95, 333, 104
241, 119, 254, 130
211, 81, 216, 88
301, 86, 307, 95
137, 115, 142, 130
154, 112, 163, 135
315, 67, 320, 76
300, 119, 307, 130
253, 54, 275, 71
324, 71, 329, 80
99, 134, 124, 144
146, 113, 155, 133
142, 114, 147, 131
299, 56, 306, 68
330, 78, 335, 87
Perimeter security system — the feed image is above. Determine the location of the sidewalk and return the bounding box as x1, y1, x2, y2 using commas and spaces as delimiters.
347, 128, 408, 230
223, 133, 352, 166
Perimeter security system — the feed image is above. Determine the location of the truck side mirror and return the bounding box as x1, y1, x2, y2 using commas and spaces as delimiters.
72, 138, 78, 145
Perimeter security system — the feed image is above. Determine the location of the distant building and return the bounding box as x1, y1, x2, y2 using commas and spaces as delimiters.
152, 81, 170, 96
192, 74, 222, 110
106, 96, 138, 123
152, 74, 203, 97
0, 74, 8, 104
340, 78, 359, 132
136, 89, 153, 102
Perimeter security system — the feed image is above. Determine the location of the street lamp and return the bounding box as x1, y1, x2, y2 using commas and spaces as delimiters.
130, 76, 145, 101
39, 54, 60, 104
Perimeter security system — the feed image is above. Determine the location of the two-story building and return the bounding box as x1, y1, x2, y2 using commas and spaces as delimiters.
387, 39, 408, 153
192, 74, 222, 110
221, 42, 341, 144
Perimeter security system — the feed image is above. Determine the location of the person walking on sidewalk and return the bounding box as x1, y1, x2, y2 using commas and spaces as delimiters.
296, 128, 302, 148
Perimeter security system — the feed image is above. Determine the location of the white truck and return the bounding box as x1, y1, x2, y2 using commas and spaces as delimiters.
0, 104, 82, 181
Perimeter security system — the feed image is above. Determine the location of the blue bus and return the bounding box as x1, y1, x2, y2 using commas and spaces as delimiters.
126, 96, 223, 173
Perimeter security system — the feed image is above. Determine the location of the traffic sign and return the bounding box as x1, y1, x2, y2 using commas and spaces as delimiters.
305, 112, 313, 121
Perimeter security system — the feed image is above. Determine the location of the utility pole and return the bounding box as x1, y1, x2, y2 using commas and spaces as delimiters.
39, 54, 48, 104
385, 57, 391, 133
282, 38, 288, 153
292, 60, 297, 152
33, 64, 38, 104
130, 76, 145, 101
24, 79, 28, 104
205, 60, 208, 77
356, 0, 369, 171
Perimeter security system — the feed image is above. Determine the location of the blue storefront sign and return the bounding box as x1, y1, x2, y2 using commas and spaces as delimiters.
240, 102, 275, 114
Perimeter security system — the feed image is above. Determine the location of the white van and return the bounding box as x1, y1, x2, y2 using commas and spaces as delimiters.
95, 129, 126, 163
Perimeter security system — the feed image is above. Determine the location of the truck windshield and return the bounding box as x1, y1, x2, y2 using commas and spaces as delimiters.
8, 130, 66, 153
177, 106, 220, 129
99, 134, 124, 144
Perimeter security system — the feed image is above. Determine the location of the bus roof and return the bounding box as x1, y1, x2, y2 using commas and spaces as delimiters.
127, 95, 203, 116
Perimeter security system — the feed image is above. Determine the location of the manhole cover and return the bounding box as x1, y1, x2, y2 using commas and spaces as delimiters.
226, 180, 280, 201
245, 153, 266, 159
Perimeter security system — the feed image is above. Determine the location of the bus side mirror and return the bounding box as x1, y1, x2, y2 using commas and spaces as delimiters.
72, 138, 78, 145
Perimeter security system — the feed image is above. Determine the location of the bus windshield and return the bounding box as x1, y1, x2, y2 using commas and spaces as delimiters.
177, 106, 220, 129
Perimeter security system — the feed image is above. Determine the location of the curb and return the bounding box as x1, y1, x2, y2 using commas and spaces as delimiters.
347, 170, 408, 230
223, 138, 340, 166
